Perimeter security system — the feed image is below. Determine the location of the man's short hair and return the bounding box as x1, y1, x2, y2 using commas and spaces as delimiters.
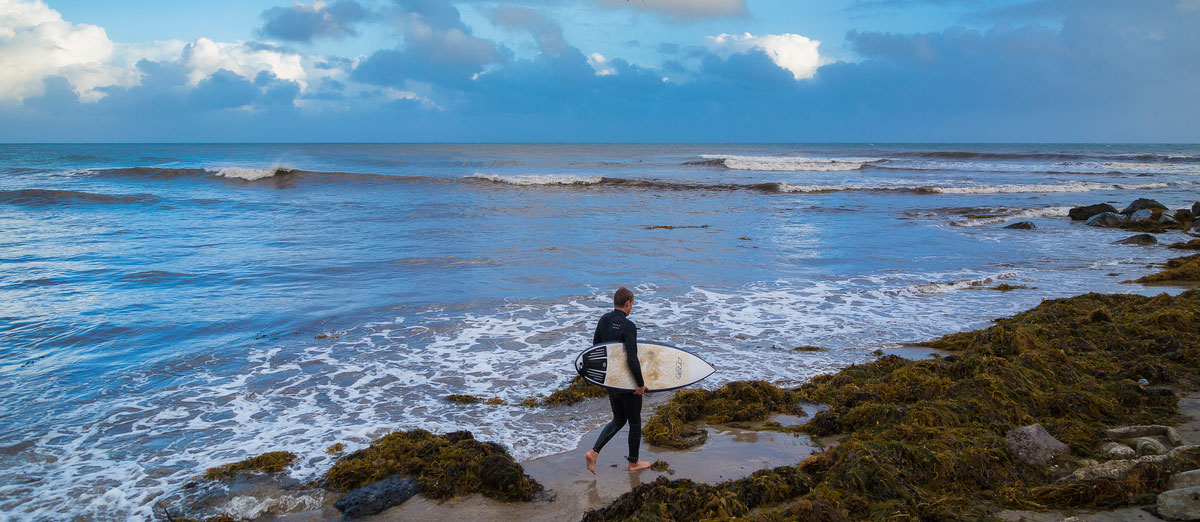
614, 287, 634, 307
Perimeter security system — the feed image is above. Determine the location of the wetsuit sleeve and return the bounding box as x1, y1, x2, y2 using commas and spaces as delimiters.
624, 319, 644, 388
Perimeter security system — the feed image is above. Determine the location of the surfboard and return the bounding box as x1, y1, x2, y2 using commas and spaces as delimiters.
575, 341, 715, 392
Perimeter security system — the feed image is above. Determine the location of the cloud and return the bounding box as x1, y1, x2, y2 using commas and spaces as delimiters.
706, 32, 823, 80
0, 0, 139, 102
182, 37, 307, 88
592, 0, 747, 19
257, 0, 368, 43
489, 6, 569, 56
586, 53, 616, 76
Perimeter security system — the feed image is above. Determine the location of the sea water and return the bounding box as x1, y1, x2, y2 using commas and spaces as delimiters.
1, 143, 1197, 519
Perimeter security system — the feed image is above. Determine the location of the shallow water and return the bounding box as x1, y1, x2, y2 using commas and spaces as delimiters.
0, 143, 1197, 520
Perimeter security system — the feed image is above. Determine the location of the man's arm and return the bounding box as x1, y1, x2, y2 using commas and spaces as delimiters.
623, 320, 645, 390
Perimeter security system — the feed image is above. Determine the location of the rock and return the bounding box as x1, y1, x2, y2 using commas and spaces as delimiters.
1006, 424, 1069, 465
1177, 210, 1195, 223
1157, 486, 1200, 521
1193, 201, 1200, 217
1100, 441, 1136, 458
1170, 470, 1200, 491
1161, 212, 1181, 225
1069, 203, 1118, 221
1122, 198, 1168, 215
334, 475, 419, 519
1005, 221, 1037, 230
1115, 234, 1158, 246
1087, 212, 1127, 227
1136, 437, 1169, 455
1131, 209, 1155, 222
1105, 425, 1187, 447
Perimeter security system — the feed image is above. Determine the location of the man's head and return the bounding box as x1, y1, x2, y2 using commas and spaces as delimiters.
614, 286, 634, 313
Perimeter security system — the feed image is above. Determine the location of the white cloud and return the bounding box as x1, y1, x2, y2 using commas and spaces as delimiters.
587, 52, 616, 76
593, 0, 745, 18
706, 32, 823, 80
182, 38, 307, 88
0, 0, 138, 102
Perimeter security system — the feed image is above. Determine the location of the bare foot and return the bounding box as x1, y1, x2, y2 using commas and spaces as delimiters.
585, 450, 598, 475
627, 460, 651, 471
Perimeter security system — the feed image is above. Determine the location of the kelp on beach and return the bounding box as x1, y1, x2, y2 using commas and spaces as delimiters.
585, 289, 1200, 521
323, 429, 543, 502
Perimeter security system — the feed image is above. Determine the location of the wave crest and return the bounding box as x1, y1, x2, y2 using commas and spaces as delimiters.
468, 173, 604, 186
206, 167, 296, 181
696, 154, 884, 172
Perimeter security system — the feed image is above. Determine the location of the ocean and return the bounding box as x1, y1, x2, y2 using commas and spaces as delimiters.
1, 143, 1197, 520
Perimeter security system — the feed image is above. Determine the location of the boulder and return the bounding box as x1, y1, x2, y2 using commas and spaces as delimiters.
1115, 234, 1158, 246
1157, 486, 1200, 521
1122, 198, 1168, 215
1193, 201, 1200, 217
334, 475, 419, 519
1004, 221, 1037, 230
1069, 203, 1118, 221
1162, 212, 1181, 225
1130, 209, 1155, 222
1100, 441, 1136, 458
1087, 212, 1127, 227
1006, 424, 1069, 465
1169, 470, 1200, 491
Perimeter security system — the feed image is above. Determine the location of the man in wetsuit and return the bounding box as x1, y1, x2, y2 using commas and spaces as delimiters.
585, 286, 652, 473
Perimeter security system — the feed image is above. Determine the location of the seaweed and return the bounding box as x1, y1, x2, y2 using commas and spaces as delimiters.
202, 451, 297, 481
445, 394, 482, 404
792, 345, 827, 352
987, 284, 1030, 292
1130, 254, 1200, 283
588, 289, 1200, 521
643, 381, 806, 449
323, 429, 543, 502
540, 375, 608, 407
326, 443, 344, 456
1168, 239, 1200, 250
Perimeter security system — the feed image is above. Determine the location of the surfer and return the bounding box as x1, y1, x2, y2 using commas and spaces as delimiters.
585, 287, 652, 473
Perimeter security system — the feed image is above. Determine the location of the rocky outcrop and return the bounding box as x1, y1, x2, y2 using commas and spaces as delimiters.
1193, 201, 1200, 217
1004, 221, 1036, 230
1115, 234, 1158, 246
1087, 212, 1127, 227
1121, 198, 1167, 215
1157, 486, 1200, 521
1170, 470, 1200, 490
334, 475, 419, 519
1130, 209, 1155, 223
1069, 203, 1118, 221
1006, 424, 1069, 465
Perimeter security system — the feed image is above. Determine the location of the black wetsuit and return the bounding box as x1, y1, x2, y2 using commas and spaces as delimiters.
590, 309, 645, 462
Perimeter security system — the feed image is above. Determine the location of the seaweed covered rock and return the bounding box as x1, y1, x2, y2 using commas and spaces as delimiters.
333, 475, 419, 519
1122, 198, 1168, 215
203, 451, 297, 481
1069, 203, 1118, 221
581, 467, 811, 521
1169, 239, 1200, 251
540, 375, 608, 407
1115, 234, 1158, 246
1005, 221, 1036, 230
323, 429, 542, 502
1005, 424, 1069, 465
642, 381, 805, 449
1132, 254, 1200, 284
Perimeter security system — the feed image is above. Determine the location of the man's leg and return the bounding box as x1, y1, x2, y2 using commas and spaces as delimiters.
586, 390, 628, 474
622, 392, 651, 471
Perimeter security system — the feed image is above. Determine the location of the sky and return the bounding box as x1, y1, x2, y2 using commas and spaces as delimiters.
0, 0, 1197, 142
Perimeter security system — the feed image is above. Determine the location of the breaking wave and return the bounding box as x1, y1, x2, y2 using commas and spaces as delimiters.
468, 173, 604, 185
694, 154, 885, 171
948, 206, 1074, 227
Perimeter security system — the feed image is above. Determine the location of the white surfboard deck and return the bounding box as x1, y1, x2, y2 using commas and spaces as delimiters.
575, 341, 715, 392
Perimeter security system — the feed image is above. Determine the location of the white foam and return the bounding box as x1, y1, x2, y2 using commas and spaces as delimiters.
909, 272, 1019, 294
206, 167, 286, 181
949, 206, 1074, 227
469, 173, 603, 185
700, 154, 883, 172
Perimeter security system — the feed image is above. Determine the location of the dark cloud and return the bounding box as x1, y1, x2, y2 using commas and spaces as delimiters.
191, 69, 259, 109
258, 0, 369, 43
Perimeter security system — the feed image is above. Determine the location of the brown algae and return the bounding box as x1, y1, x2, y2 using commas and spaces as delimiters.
642, 381, 807, 449
202, 451, 297, 480
1131, 254, 1200, 284
323, 429, 543, 502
